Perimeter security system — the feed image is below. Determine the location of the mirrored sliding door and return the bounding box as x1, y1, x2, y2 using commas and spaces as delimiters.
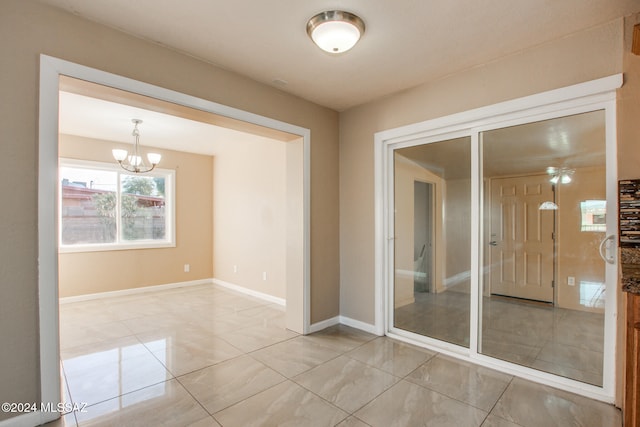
381, 79, 620, 399
480, 111, 607, 386
393, 136, 471, 347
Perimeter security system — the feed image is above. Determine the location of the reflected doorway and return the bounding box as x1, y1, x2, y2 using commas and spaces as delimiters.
480, 111, 607, 386
393, 136, 471, 348
413, 181, 433, 294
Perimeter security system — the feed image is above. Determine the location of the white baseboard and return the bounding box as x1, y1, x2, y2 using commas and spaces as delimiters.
59, 279, 213, 304
339, 316, 380, 335
308, 316, 340, 333
212, 278, 285, 307
307, 315, 379, 336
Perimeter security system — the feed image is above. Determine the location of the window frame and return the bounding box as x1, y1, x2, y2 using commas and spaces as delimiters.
59, 158, 176, 253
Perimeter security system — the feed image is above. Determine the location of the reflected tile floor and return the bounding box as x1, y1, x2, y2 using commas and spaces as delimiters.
46, 284, 619, 426
395, 291, 605, 386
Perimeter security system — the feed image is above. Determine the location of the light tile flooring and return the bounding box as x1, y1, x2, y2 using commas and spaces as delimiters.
45, 284, 620, 426
395, 291, 604, 386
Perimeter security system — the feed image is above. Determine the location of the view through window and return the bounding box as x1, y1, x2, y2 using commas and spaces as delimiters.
60, 160, 174, 250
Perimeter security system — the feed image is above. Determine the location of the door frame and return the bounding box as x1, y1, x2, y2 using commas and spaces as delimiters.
374, 74, 622, 402
38, 55, 311, 423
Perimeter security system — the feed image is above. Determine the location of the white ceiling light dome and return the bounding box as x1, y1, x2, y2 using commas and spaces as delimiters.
306, 10, 365, 54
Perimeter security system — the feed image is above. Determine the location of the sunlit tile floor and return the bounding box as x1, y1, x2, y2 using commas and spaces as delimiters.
45, 284, 620, 426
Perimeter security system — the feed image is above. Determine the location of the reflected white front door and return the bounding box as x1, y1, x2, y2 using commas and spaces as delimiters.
490, 174, 554, 302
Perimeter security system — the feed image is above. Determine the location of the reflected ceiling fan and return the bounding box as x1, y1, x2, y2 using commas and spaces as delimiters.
545, 166, 574, 184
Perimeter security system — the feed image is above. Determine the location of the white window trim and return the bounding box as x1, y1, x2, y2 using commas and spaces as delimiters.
58, 158, 176, 253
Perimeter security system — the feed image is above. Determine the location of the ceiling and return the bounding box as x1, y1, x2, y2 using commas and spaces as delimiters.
60, 91, 248, 155
39, 0, 639, 111
397, 110, 605, 179
58, 76, 299, 156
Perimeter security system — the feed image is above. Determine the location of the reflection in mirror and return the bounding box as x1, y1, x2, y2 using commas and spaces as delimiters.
480, 110, 606, 386
393, 136, 471, 347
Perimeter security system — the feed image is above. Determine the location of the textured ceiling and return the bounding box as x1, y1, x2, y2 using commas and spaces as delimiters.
39, 0, 639, 111
397, 110, 605, 179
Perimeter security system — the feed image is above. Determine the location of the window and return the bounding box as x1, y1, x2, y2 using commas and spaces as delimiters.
580, 200, 606, 232
59, 159, 175, 252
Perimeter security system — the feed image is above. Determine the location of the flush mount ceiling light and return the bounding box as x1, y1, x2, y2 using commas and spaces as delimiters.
112, 119, 161, 174
306, 10, 365, 54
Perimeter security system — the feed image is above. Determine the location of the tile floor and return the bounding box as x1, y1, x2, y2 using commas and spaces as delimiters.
44, 284, 619, 426
395, 290, 604, 386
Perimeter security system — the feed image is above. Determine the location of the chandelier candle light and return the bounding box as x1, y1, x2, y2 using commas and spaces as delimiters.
112, 119, 161, 174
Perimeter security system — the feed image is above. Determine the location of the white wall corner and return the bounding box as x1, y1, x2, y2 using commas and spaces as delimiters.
339, 315, 381, 335
308, 316, 340, 334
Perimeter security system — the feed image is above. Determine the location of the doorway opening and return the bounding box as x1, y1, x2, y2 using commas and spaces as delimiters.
38, 55, 310, 418
413, 181, 434, 294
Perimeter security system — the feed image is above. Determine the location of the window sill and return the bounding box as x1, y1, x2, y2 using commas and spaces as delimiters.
59, 241, 176, 254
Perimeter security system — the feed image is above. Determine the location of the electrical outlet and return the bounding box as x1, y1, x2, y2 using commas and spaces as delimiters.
184, 264, 190, 273
567, 276, 575, 286
233, 265, 238, 273
263, 272, 267, 281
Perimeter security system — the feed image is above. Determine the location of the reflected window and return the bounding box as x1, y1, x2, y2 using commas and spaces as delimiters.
579, 280, 606, 308
67, 339, 168, 422
580, 200, 606, 232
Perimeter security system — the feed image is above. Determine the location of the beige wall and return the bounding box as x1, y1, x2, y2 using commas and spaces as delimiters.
618, 13, 640, 181
443, 178, 471, 293
58, 134, 214, 297
556, 167, 607, 312
0, 0, 339, 420
212, 136, 287, 299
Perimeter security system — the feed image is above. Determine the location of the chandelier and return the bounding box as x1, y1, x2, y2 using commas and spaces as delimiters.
112, 119, 161, 174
